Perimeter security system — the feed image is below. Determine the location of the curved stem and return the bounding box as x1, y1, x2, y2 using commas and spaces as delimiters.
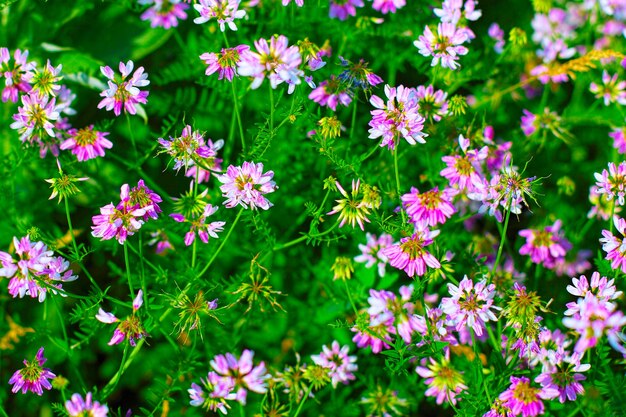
102, 340, 145, 399
490, 206, 511, 280
124, 242, 134, 298
292, 385, 313, 417
126, 113, 138, 159
232, 78, 246, 153
343, 279, 358, 316
393, 143, 406, 225
269, 86, 275, 135
198, 209, 244, 278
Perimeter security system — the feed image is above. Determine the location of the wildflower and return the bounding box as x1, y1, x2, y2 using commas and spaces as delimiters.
148, 230, 174, 254
0, 48, 35, 102
588, 185, 620, 220
440, 137, 488, 193
329, 0, 364, 20
327, 179, 371, 230
600, 216, 626, 273
383, 229, 441, 278
337, 56, 383, 92
520, 108, 570, 141
200, 45, 249, 81
413, 84, 449, 122
372, 0, 405, 14
128, 179, 163, 220
354, 233, 393, 277
140, 0, 189, 29
360, 386, 408, 417
402, 187, 456, 228
10, 93, 60, 148
589, 70, 626, 106
368, 84, 427, 150
189, 371, 236, 414
238, 35, 303, 94
45, 163, 89, 203
610, 126, 626, 154
488, 23, 506, 53
65, 392, 109, 417
193, 0, 246, 31
416, 357, 467, 405
518, 220, 570, 268
60, 125, 112, 162
534, 351, 589, 403
96, 290, 147, 346
565, 272, 622, 310
9, 347, 56, 395
29, 60, 62, 99
331, 257, 354, 281
594, 161, 626, 206
441, 276, 501, 337
91, 184, 150, 244
98, 60, 150, 116
171, 204, 225, 246
434, 0, 481, 24
317, 116, 343, 139
498, 376, 558, 417
311, 341, 358, 388
302, 365, 331, 390
217, 162, 277, 210
309, 76, 352, 111
210, 349, 269, 404
448, 94, 468, 115
414, 23, 470, 70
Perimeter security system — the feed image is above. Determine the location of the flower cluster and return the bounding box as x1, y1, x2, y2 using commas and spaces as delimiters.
96, 290, 147, 346
311, 341, 358, 388
193, 0, 246, 31
98, 60, 149, 116
9, 347, 56, 395
217, 162, 277, 210
139, 0, 189, 29
518, 220, 571, 270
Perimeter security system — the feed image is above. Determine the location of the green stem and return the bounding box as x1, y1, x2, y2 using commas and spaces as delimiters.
198, 209, 244, 278
349, 99, 358, 141
126, 113, 138, 160
393, 143, 406, 225
232, 79, 246, 153
292, 385, 313, 417
52, 296, 69, 349
490, 205, 511, 280
139, 232, 148, 311
102, 340, 145, 399
0, 405, 9, 417
272, 222, 339, 252
269, 86, 275, 135
124, 242, 134, 298
343, 279, 358, 315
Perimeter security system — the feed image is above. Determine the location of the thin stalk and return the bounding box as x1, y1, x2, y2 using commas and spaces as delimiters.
199, 209, 243, 278
269, 86, 275, 135
343, 279, 358, 316
490, 206, 512, 280
292, 385, 313, 417
102, 340, 145, 399
64, 198, 102, 293
232, 79, 246, 152
349, 99, 358, 141
393, 143, 406, 224
126, 113, 138, 159
124, 242, 134, 298
52, 296, 69, 349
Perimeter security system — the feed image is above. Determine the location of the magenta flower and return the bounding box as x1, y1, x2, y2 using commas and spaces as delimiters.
600, 216, 626, 273
10, 93, 59, 146
8, 347, 56, 395
0, 47, 35, 102
308, 75, 352, 111
594, 161, 626, 206
210, 349, 269, 404
416, 357, 467, 405
98, 60, 149, 116
402, 187, 456, 228
148, 230, 174, 254
498, 376, 558, 417
282, 0, 304, 5
193, 0, 246, 31
238, 35, 303, 94
140, 0, 189, 29
534, 350, 589, 403
329, 0, 363, 20
60, 125, 112, 162
171, 204, 226, 246
372, 0, 405, 14
590, 70, 626, 106
588, 185, 620, 220
383, 229, 441, 277
566, 272, 622, 311
65, 392, 109, 417
610, 127, 626, 154
96, 290, 147, 346
200, 45, 249, 82
440, 137, 488, 193
189, 371, 236, 413
368, 84, 427, 150
311, 341, 358, 388
488, 23, 506, 53
128, 179, 163, 220
414, 23, 470, 70
354, 233, 393, 277
217, 162, 277, 210
518, 220, 570, 268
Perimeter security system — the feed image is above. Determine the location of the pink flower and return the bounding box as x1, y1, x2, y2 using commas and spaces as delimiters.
200, 45, 249, 82
60, 125, 112, 161
440, 276, 501, 337
354, 233, 393, 277
534, 350, 589, 403
594, 161, 626, 206
414, 23, 470, 70
308, 75, 352, 111
600, 216, 626, 273
610, 127, 626, 154
329, 0, 363, 20
217, 162, 277, 210
171, 204, 226, 246
372, 0, 405, 14
588, 185, 620, 220
98, 60, 149, 116
96, 290, 147, 346
140, 0, 189, 29
188, 371, 236, 413
401, 187, 456, 227
414, 84, 449, 122
237, 35, 303, 94
440, 137, 488, 193
65, 392, 109, 417
488, 23, 505, 53
10, 93, 60, 147
589, 70, 626, 106
416, 357, 467, 405
0, 47, 35, 102
518, 220, 570, 268
311, 341, 358, 388
8, 347, 56, 395
210, 349, 269, 404
193, 0, 246, 31
498, 376, 558, 417
368, 84, 427, 150
383, 229, 441, 277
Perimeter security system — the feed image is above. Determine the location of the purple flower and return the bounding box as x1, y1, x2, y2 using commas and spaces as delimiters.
210, 349, 269, 404
440, 137, 488, 193
534, 350, 589, 403
594, 161, 626, 206
98, 60, 149, 116
600, 216, 626, 274
10, 93, 60, 148
193, 0, 246, 31
414, 23, 470, 70
200, 45, 249, 82
189, 371, 236, 413
311, 341, 358, 388
372, 0, 405, 14
308, 75, 352, 111
498, 376, 558, 417
9, 347, 56, 395
488, 23, 506, 53
590, 70, 626, 106
329, 0, 363, 20
402, 187, 456, 228
237, 35, 303, 94
65, 392, 109, 417
414, 84, 449, 122
217, 162, 277, 210
610, 127, 626, 154
368, 84, 427, 150
383, 229, 441, 277
416, 357, 467, 405
128, 179, 163, 220
171, 204, 226, 246
60, 125, 112, 162
96, 290, 147, 346
140, 0, 189, 29
354, 233, 393, 277
518, 220, 570, 268
0, 47, 35, 102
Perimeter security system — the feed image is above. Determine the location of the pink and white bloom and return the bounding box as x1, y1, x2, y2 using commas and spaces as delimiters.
600, 216, 626, 274
65, 392, 109, 417
498, 376, 558, 417
402, 187, 456, 227
61, 125, 112, 162
140, 0, 189, 29
416, 357, 467, 405
354, 233, 393, 277
594, 161, 626, 206
96, 290, 147, 346
372, 0, 405, 14
9, 347, 56, 395
311, 341, 358, 388
171, 204, 226, 246
10, 93, 60, 146
217, 162, 277, 210
308, 75, 352, 111
210, 349, 269, 404
413, 84, 449, 122
200, 45, 249, 82
518, 220, 570, 268
414, 23, 470, 70
329, 0, 363, 20
98, 60, 149, 116
0, 47, 35, 102
193, 0, 246, 31
383, 229, 441, 277
589, 70, 626, 106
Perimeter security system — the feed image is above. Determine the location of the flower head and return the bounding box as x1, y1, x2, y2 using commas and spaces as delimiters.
327, 179, 371, 230
311, 341, 358, 388
518, 220, 570, 268
498, 376, 558, 417
9, 347, 56, 395
193, 0, 246, 31
372, 0, 406, 14
10, 93, 60, 152
589, 70, 626, 106
60, 125, 112, 162
30, 60, 62, 99
65, 392, 109, 417
0, 47, 35, 102
200, 45, 249, 81
329, 0, 364, 20
210, 349, 269, 404
309, 75, 352, 111
416, 357, 467, 405
594, 161, 626, 206
414, 23, 470, 70
140, 0, 189, 29
383, 229, 441, 277
98, 60, 150, 116
171, 203, 226, 246
402, 187, 456, 228
354, 233, 393, 277
96, 290, 147, 346
441, 276, 501, 336
217, 162, 277, 210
